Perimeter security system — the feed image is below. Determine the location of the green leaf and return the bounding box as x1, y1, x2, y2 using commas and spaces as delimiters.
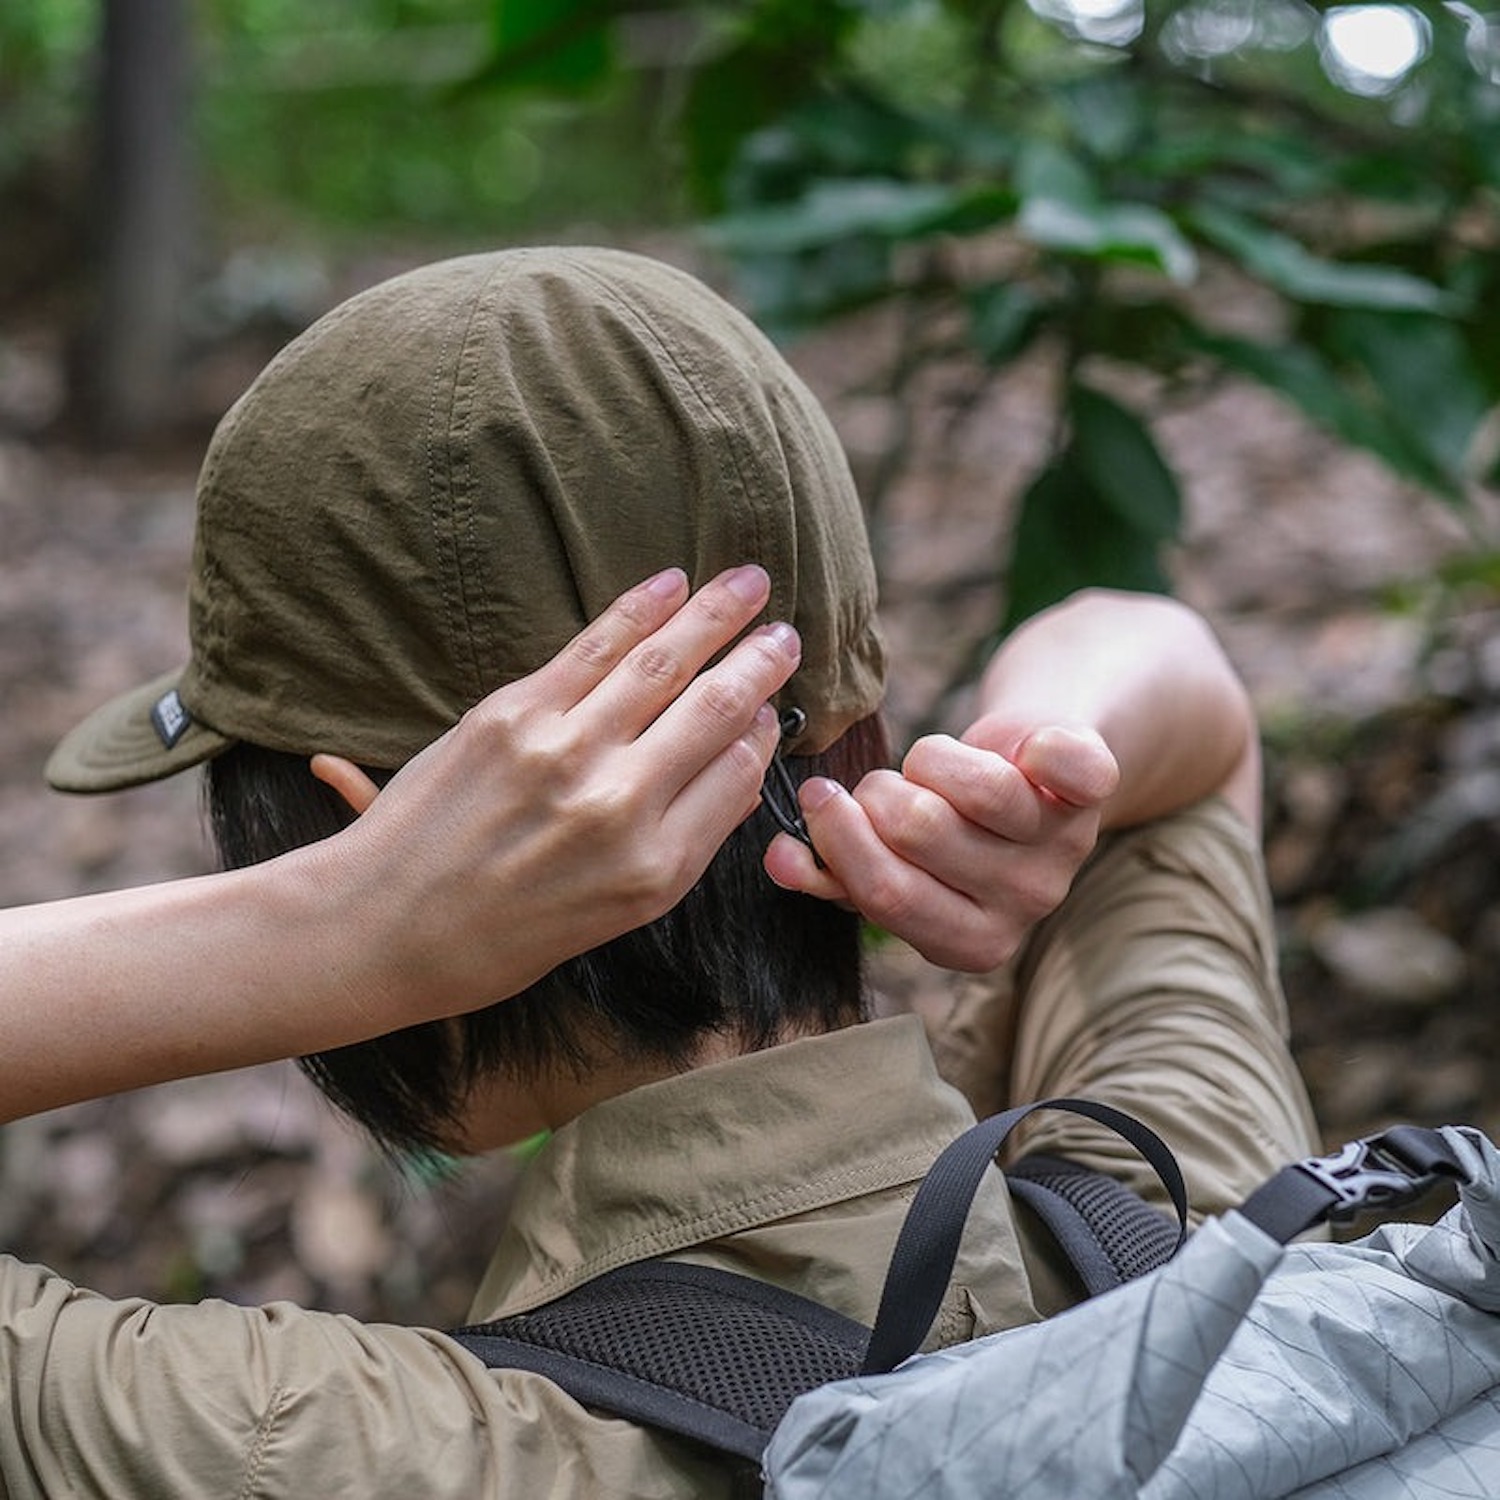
1019, 197, 1199, 283
965, 282, 1044, 367
725, 239, 896, 332
679, 0, 862, 212
1197, 332, 1462, 499
1189, 204, 1455, 313
1325, 310, 1491, 482
477, 0, 614, 93
1056, 71, 1147, 163
1014, 138, 1097, 209
707, 177, 1014, 255
1013, 137, 1196, 282
1069, 384, 1183, 539
1003, 451, 1175, 631
1139, 131, 1339, 200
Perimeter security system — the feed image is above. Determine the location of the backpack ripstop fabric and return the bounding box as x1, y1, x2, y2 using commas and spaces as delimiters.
454, 1105, 1500, 1498
764, 1124, 1500, 1500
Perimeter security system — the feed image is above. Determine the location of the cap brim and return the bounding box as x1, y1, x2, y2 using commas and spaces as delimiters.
45, 669, 234, 793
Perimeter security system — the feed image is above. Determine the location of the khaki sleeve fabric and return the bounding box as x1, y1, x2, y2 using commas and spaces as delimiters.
1001, 798, 1321, 1222
0, 1255, 732, 1500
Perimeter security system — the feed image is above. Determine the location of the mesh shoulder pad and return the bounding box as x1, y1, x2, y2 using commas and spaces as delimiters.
450, 1259, 870, 1462
1007, 1152, 1182, 1296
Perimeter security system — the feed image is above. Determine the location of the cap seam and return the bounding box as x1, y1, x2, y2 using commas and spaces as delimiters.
569, 257, 786, 605
425, 275, 493, 707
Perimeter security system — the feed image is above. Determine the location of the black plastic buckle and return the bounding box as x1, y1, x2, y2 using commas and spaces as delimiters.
1291, 1133, 1446, 1223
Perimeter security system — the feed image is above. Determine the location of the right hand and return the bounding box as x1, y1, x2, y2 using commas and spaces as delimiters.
764, 726, 1116, 973
313, 564, 798, 1020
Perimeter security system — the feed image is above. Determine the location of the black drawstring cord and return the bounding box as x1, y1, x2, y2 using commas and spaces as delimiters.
759, 708, 823, 869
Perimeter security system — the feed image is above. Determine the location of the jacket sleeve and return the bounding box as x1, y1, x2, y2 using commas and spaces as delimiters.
0, 1254, 731, 1500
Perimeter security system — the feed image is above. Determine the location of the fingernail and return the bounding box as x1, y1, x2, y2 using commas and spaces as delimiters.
724, 563, 770, 603
643, 566, 688, 598
798, 777, 845, 812
760, 621, 801, 660
753, 701, 778, 733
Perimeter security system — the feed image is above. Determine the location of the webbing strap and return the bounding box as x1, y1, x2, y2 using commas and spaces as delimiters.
860, 1097, 1188, 1376
1238, 1124, 1467, 1243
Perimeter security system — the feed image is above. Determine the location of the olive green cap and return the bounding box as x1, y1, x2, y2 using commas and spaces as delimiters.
46, 247, 885, 792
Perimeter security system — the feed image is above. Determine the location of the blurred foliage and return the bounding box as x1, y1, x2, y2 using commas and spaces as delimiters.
482, 0, 1500, 627
4, 1, 1499, 626
0, 0, 683, 255
194, 0, 682, 236
0, 0, 94, 189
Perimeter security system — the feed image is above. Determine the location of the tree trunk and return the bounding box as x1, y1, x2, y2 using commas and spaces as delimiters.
79, 0, 194, 443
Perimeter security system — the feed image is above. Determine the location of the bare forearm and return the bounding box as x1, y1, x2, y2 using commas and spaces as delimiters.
973, 589, 1259, 830
0, 856, 378, 1121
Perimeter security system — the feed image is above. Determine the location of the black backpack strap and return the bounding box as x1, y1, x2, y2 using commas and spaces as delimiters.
861, 1097, 1188, 1376
449, 1259, 868, 1462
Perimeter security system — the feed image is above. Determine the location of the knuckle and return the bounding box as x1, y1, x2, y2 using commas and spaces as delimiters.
458, 695, 528, 755
743, 629, 793, 683
1059, 814, 1102, 860
566, 778, 634, 835
900, 734, 951, 782
693, 677, 750, 731
612, 587, 658, 630
1010, 863, 1072, 922
625, 855, 679, 915
722, 729, 771, 789
966, 928, 1023, 973
692, 584, 743, 631
884, 792, 947, 857
568, 626, 620, 674
860, 870, 920, 931
628, 643, 685, 691
853, 767, 904, 807
976, 755, 1027, 814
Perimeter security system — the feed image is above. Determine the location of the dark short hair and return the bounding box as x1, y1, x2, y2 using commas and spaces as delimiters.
206, 715, 889, 1156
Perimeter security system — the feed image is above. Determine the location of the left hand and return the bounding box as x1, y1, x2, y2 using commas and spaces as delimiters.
762, 725, 1118, 972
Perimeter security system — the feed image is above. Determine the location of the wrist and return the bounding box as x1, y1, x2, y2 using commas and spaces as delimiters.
258, 835, 417, 1047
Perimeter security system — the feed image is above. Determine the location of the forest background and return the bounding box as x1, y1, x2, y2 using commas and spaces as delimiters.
1, 0, 1498, 1323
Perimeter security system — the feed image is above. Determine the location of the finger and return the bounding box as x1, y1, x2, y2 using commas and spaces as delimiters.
1013, 726, 1119, 809
762, 829, 852, 903
523, 566, 691, 710
632, 620, 800, 793
849, 768, 1039, 896
834, 769, 1097, 967
310, 754, 382, 816
655, 700, 785, 882
793, 777, 982, 954
774, 779, 1042, 969
576, 564, 775, 738
899, 737, 1050, 842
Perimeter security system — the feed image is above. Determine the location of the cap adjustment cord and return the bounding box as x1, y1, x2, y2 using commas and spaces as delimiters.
760, 708, 824, 869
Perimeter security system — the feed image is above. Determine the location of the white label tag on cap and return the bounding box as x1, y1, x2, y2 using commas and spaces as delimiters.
151, 688, 192, 750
